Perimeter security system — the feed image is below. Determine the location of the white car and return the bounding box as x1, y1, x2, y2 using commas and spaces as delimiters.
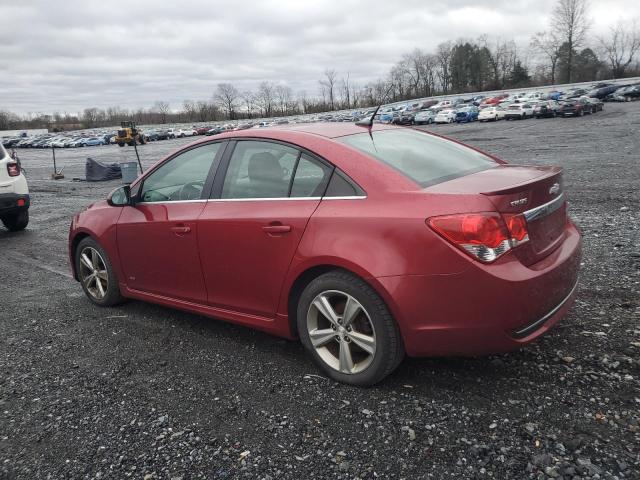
176, 128, 197, 137
0, 144, 29, 231
434, 109, 457, 124
414, 110, 436, 125
433, 100, 454, 109
504, 103, 534, 120
521, 92, 545, 103
478, 106, 506, 122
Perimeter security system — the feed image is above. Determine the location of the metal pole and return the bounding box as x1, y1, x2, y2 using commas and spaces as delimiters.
132, 136, 143, 174
52, 145, 57, 174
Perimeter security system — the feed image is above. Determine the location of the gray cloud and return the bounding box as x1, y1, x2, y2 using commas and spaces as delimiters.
0, 0, 637, 114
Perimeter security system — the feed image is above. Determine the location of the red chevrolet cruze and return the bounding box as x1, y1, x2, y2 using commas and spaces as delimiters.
69, 123, 581, 385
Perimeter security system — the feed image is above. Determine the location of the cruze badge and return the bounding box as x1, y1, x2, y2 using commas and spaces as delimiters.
510, 198, 528, 207
549, 183, 560, 195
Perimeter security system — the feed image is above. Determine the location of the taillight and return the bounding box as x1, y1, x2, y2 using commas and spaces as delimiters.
427, 212, 529, 263
7, 161, 20, 177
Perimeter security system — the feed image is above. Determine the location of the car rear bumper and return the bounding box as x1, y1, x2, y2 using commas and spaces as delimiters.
0, 193, 29, 215
377, 222, 582, 357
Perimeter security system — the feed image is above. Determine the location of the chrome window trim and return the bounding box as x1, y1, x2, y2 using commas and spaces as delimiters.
206, 195, 368, 202
523, 193, 565, 222
209, 197, 322, 202
322, 195, 368, 200
512, 278, 578, 339
136, 199, 208, 205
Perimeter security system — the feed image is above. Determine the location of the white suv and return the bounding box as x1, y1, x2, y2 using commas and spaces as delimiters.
0, 145, 29, 231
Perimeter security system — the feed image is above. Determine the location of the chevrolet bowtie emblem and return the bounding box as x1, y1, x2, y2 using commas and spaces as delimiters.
549, 183, 560, 195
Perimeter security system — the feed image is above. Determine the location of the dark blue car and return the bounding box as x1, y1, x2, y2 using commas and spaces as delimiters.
455, 107, 479, 123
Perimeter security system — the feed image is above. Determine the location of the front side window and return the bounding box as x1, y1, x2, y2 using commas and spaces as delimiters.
339, 129, 496, 188
221, 141, 298, 199
140, 143, 221, 202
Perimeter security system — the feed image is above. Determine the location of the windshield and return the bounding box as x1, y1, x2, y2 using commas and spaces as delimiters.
0, 144, 7, 160
339, 129, 496, 187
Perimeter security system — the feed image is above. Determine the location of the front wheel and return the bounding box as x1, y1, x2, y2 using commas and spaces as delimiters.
75, 237, 124, 307
1, 210, 28, 231
297, 271, 404, 386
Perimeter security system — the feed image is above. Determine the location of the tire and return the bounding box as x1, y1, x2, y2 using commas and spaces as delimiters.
579, 109, 584, 117
118, 143, 124, 147
297, 270, 405, 386
1, 210, 28, 231
75, 237, 125, 307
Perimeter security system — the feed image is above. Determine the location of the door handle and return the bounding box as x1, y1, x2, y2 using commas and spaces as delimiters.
262, 225, 291, 234
170, 225, 191, 234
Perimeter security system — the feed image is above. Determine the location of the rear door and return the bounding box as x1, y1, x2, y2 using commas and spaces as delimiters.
197, 140, 332, 317
116, 142, 225, 302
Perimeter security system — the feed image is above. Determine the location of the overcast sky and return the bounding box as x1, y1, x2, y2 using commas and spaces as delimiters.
1, 0, 638, 115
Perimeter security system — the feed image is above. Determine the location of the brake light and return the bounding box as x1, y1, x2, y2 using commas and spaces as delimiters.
7, 161, 20, 177
427, 212, 529, 263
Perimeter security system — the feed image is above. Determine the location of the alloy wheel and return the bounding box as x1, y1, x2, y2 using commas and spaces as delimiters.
79, 247, 109, 300
306, 290, 376, 374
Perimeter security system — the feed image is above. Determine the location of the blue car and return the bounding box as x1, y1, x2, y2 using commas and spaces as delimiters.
455, 107, 479, 123
547, 91, 563, 100
83, 137, 105, 146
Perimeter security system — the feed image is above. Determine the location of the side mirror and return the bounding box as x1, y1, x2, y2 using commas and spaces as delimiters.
107, 185, 131, 206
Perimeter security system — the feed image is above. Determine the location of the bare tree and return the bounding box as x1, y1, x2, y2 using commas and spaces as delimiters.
214, 83, 239, 120
340, 73, 352, 109
183, 100, 197, 122
256, 81, 275, 117
153, 101, 170, 124
551, 0, 591, 82
531, 31, 563, 83
319, 68, 337, 110
436, 41, 453, 93
240, 91, 255, 118
598, 19, 640, 78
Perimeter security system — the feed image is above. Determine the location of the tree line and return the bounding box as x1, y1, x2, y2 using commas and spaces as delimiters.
1, 0, 638, 132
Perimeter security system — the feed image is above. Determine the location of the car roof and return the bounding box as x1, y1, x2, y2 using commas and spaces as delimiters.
203, 122, 400, 140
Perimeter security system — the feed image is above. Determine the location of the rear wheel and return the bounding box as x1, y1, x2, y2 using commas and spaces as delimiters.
1, 210, 28, 231
75, 237, 124, 307
297, 271, 404, 386
118, 143, 124, 147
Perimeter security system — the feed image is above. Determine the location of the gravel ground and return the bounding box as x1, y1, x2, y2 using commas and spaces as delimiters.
1, 103, 639, 479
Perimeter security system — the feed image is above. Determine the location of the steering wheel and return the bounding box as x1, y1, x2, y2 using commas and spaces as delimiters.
177, 181, 204, 201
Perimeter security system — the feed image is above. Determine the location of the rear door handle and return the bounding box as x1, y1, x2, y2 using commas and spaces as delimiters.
262, 225, 291, 234
170, 225, 191, 234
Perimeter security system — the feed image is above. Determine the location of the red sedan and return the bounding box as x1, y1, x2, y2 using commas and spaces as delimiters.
69, 123, 581, 385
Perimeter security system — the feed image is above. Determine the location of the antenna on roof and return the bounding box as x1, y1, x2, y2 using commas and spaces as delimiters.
355, 104, 383, 129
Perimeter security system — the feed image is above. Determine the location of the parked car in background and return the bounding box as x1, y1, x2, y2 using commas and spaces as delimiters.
481, 94, 509, 106
478, 106, 505, 122
0, 144, 29, 231
521, 92, 545, 103
605, 84, 640, 102
433, 100, 454, 109
547, 91, 563, 100
395, 110, 417, 125
455, 106, 479, 123
583, 97, 604, 112
560, 88, 589, 100
68, 123, 582, 386
588, 83, 621, 99
504, 103, 534, 120
195, 126, 211, 135
434, 109, 457, 123
206, 127, 225, 136
83, 137, 105, 146
414, 110, 437, 125
559, 98, 592, 117
533, 100, 562, 118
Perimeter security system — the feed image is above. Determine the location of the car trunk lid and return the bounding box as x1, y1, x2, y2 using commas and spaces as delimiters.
426, 165, 567, 265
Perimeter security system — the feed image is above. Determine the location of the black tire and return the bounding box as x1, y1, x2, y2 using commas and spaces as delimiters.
1, 210, 28, 231
297, 270, 405, 386
118, 143, 124, 147
75, 237, 125, 307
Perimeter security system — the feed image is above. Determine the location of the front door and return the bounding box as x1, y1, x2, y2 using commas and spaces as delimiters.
197, 140, 332, 317
117, 142, 223, 303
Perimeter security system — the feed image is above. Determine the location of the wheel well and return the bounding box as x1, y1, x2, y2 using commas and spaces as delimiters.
70, 233, 91, 279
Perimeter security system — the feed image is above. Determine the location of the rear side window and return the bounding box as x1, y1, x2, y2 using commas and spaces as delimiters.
290, 154, 331, 197
339, 129, 496, 188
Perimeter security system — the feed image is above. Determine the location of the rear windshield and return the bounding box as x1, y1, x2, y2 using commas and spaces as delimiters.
339, 129, 496, 187
0, 144, 7, 160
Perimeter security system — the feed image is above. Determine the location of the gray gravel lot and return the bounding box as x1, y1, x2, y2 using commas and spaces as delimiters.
1, 103, 639, 479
